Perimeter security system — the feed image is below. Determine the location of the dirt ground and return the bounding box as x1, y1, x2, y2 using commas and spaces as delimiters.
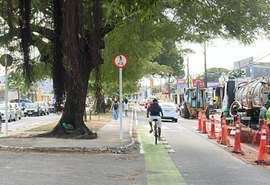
17, 113, 112, 137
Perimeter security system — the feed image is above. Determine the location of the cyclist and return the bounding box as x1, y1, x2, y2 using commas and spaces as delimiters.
146, 99, 163, 140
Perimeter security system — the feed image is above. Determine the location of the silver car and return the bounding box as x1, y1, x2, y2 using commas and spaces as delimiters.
24, 103, 42, 117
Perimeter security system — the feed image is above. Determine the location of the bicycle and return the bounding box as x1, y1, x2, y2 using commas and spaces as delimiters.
153, 118, 158, 145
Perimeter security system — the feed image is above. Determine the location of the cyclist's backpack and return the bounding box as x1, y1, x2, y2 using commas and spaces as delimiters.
150, 103, 160, 114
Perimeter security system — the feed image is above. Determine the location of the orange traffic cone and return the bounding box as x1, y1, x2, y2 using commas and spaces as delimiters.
208, 115, 216, 139
201, 112, 207, 134
231, 118, 244, 155
197, 110, 202, 132
256, 121, 269, 164
218, 116, 230, 146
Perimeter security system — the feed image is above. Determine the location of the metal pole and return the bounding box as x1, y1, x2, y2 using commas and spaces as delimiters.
119, 68, 123, 140
204, 42, 207, 88
187, 57, 190, 88
4, 55, 8, 136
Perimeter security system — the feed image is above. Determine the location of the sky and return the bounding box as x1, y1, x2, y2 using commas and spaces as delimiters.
183, 38, 270, 77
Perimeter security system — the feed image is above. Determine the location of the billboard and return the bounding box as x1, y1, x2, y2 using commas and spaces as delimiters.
192, 79, 205, 88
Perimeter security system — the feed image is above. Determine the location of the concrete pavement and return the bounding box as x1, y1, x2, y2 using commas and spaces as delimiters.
0, 115, 136, 154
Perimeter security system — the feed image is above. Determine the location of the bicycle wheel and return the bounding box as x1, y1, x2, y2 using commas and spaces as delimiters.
154, 122, 157, 145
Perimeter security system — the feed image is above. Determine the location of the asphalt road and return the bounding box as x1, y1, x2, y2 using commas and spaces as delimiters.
0, 104, 269, 185
136, 105, 270, 185
1, 114, 61, 134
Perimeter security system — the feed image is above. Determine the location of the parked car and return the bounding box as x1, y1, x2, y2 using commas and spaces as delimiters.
9, 103, 22, 120
37, 101, 50, 115
0, 103, 17, 122
10, 99, 32, 111
24, 103, 42, 116
159, 102, 178, 122
48, 104, 55, 113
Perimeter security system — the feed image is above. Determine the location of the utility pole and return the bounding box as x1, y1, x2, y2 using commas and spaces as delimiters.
187, 57, 190, 88
204, 41, 208, 88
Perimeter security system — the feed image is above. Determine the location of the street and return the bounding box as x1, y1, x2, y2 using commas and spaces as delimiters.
0, 105, 269, 185
136, 104, 270, 185
1, 114, 61, 135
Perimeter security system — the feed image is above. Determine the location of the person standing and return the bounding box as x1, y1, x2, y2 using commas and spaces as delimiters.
113, 100, 119, 120
259, 103, 267, 130
123, 99, 129, 116
266, 105, 270, 153
266, 102, 270, 129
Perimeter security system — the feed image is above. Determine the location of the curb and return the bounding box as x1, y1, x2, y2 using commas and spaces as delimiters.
0, 138, 136, 154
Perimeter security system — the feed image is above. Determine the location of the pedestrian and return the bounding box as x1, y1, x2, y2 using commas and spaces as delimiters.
266, 105, 270, 153
259, 103, 267, 130
266, 107, 270, 128
124, 99, 129, 116
220, 111, 225, 127
113, 100, 119, 120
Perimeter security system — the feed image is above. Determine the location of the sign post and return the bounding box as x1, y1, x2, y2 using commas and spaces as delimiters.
0, 54, 13, 136
113, 53, 128, 140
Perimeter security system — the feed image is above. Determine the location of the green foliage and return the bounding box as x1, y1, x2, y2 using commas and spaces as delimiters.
228, 69, 246, 78
8, 70, 32, 98
1, 0, 270, 99
171, 0, 270, 43
197, 67, 231, 82
154, 40, 185, 78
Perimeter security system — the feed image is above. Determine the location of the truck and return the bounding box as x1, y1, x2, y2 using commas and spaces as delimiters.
180, 81, 209, 119
219, 76, 270, 128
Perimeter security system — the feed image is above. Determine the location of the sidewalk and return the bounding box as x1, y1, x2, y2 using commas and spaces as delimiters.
0, 115, 135, 154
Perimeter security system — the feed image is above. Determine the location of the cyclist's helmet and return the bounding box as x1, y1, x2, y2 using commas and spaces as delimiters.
152, 98, 158, 103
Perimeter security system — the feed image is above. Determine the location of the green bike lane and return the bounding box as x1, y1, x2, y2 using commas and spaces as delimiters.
138, 124, 187, 185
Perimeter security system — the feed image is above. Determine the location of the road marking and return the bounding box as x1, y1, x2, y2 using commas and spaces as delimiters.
137, 132, 144, 154
138, 124, 187, 185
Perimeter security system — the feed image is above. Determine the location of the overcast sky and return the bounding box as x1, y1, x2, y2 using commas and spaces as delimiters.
183, 38, 270, 77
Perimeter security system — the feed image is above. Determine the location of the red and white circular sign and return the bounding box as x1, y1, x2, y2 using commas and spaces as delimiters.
113, 53, 128, 68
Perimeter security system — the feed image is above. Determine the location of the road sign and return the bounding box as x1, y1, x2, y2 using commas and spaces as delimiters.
0, 54, 13, 67
113, 53, 128, 68
193, 79, 205, 88
113, 53, 128, 140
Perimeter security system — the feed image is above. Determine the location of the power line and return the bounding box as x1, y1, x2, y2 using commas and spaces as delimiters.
254, 52, 270, 62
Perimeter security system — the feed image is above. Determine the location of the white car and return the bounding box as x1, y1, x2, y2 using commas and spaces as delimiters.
159, 102, 178, 122
0, 104, 17, 122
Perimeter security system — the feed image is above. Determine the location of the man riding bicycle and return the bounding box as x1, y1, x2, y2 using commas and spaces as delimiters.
146, 99, 164, 140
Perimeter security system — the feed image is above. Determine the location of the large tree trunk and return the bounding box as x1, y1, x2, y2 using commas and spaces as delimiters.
52, 0, 66, 112
19, 0, 33, 83
49, 0, 100, 139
